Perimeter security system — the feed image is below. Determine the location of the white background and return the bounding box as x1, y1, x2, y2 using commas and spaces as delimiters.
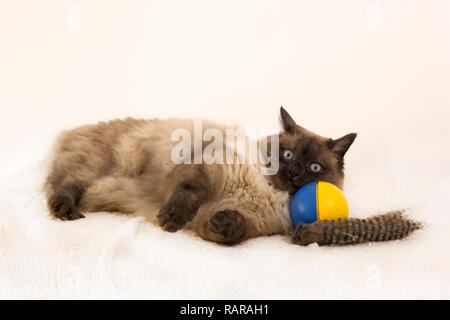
0, 0, 449, 299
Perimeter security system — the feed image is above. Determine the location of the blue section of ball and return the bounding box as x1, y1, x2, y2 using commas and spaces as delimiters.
290, 181, 318, 227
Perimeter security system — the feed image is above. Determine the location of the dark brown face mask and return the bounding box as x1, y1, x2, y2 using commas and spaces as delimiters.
269, 107, 357, 195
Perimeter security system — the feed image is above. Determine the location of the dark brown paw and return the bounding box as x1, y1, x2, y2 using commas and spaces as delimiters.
48, 195, 85, 221
209, 210, 248, 244
292, 224, 309, 245
157, 202, 195, 232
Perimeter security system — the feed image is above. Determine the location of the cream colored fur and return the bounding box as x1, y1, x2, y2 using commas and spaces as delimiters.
45, 118, 292, 243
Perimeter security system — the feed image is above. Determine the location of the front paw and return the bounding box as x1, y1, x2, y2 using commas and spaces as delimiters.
208, 210, 248, 244
292, 223, 324, 246
292, 224, 309, 245
157, 202, 194, 232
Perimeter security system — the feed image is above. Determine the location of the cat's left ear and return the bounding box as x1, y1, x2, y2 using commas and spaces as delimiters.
327, 133, 357, 158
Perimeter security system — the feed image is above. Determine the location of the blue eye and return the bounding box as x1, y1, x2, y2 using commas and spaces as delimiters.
283, 149, 294, 160
309, 162, 322, 173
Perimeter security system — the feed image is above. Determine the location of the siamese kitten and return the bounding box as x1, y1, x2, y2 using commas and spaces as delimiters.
44, 108, 421, 246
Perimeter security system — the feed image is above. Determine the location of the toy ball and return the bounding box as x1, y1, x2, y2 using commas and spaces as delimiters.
290, 181, 349, 227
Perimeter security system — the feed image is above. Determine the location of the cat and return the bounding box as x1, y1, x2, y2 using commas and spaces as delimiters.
44, 107, 421, 245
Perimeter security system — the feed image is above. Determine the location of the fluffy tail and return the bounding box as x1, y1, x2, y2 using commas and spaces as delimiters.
292, 210, 422, 246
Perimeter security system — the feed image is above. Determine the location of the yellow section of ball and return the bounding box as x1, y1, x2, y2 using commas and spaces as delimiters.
316, 181, 349, 220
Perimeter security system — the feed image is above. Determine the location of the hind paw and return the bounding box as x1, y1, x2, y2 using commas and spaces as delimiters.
48, 195, 85, 221
157, 202, 193, 232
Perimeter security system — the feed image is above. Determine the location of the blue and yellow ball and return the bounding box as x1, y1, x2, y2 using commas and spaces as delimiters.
290, 181, 349, 227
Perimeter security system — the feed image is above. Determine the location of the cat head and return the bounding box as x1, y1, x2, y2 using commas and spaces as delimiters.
269, 107, 357, 195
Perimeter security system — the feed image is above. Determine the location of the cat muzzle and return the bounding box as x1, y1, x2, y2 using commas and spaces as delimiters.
291, 176, 311, 189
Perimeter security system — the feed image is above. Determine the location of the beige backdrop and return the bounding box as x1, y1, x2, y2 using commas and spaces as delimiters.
1, 0, 450, 208
2, 0, 450, 201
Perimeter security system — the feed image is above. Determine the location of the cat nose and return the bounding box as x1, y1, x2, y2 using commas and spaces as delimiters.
288, 166, 301, 177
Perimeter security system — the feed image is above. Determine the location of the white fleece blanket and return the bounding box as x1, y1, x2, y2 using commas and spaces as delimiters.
0, 136, 449, 300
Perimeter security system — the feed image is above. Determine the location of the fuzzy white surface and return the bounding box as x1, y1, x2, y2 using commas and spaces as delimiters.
0, 132, 449, 300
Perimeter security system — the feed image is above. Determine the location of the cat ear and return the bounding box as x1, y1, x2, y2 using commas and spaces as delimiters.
280, 107, 297, 134
327, 133, 357, 158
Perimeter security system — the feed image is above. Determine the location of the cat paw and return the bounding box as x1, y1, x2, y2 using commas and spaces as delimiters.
48, 195, 85, 221
157, 202, 193, 232
292, 223, 324, 246
209, 210, 248, 244
292, 224, 309, 245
